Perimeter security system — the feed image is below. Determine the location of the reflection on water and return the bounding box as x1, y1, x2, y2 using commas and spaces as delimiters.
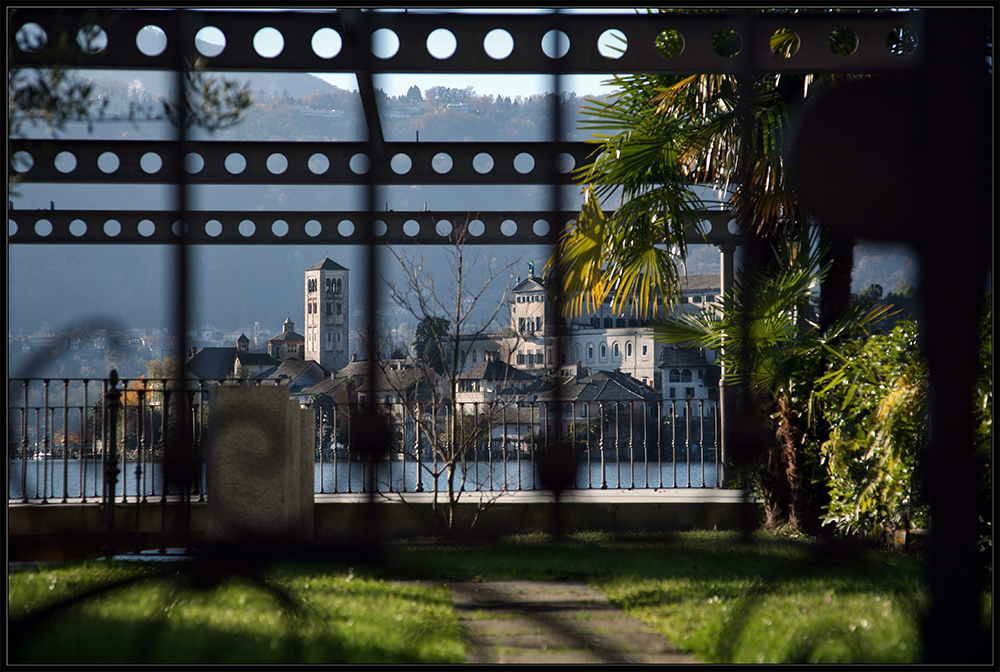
9, 456, 723, 500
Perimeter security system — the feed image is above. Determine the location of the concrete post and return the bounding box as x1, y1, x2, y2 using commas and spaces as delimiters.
205, 386, 314, 543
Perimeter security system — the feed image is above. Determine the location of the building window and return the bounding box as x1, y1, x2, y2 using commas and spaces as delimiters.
669, 387, 676, 399
326, 303, 332, 316
591, 315, 599, 328
616, 318, 625, 328
681, 369, 692, 382
626, 342, 633, 358
600, 343, 607, 358
472, 350, 477, 364
642, 344, 648, 356
670, 369, 681, 383
575, 344, 582, 361
603, 316, 612, 328
336, 303, 342, 315
613, 342, 620, 358
587, 344, 594, 360
686, 387, 696, 398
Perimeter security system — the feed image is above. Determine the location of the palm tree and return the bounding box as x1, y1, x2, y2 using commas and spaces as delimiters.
655, 228, 892, 530
548, 9, 863, 327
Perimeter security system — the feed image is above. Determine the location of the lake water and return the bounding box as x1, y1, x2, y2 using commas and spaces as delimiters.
8, 456, 723, 500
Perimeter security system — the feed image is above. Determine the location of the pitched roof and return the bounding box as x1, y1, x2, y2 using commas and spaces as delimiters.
186, 347, 237, 380
457, 358, 537, 382
306, 257, 348, 271
512, 276, 544, 293
537, 369, 657, 403
236, 351, 280, 367
681, 273, 720, 293
268, 328, 304, 342
660, 347, 710, 368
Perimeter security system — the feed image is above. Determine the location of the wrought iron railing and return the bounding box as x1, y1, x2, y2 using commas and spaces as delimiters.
9, 376, 723, 501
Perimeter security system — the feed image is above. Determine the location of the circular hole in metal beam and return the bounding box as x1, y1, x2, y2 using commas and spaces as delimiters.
770, 28, 800, 58
71, 219, 89, 237
196, 26, 226, 57
55, 152, 77, 173
77, 25, 108, 54
514, 152, 535, 174
312, 28, 342, 58
372, 28, 399, 59
137, 25, 167, 57
225, 153, 247, 174
12, 151, 34, 173
501, 219, 518, 236
713, 30, 742, 58
184, 152, 204, 173
206, 219, 223, 237
309, 153, 330, 174
97, 152, 121, 173
427, 28, 456, 59
305, 219, 322, 237
473, 152, 494, 174
266, 153, 288, 174
35, 219, 53, 237
542, 30, 570, 59
338, 219, 355, 237
271, 219, 289, 237
350, 153, 371, 174
104, 219, 122, 237
239, 220, 256, 237
829, 27, 859, 56
138, 219, 155, 237
887, 27, 917, 56
373, 219, 387, 237
436, 219, 453, 236
15, 23, 47, 52
656, 29, 685, 58
140, 152, 162, 174
598, 29, 626, 59
484, 29, 513, 60
432, 152, 453, 174
253, 27, 284, 58
403, 219, 420, 237
468, 219, 485, 237
391, 153, 412, 175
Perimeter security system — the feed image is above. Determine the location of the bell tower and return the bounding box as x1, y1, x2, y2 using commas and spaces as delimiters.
304, 257, 349, 373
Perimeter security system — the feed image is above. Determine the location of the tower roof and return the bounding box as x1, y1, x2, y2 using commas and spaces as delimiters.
306, 257, 348, 272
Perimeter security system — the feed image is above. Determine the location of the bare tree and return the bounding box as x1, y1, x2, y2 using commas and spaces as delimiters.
375, 229, 529, 533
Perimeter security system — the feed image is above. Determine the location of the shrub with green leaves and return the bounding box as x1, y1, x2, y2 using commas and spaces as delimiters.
812, 321, 928, 537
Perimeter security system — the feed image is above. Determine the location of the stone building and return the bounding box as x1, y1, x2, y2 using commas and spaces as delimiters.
304, 257, 350, 373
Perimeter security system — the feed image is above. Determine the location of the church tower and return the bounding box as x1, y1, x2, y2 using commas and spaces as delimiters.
304, 257, 349, 373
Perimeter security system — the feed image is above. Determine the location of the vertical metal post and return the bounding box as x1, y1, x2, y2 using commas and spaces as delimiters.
103, 370, 122, 558
61, 380, 70, 503
717, 243, 736, 487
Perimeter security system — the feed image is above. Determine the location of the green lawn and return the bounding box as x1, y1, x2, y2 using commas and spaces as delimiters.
9, 530, 979, 664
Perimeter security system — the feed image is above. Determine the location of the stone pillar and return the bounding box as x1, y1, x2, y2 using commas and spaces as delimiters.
205, 386, 314, 544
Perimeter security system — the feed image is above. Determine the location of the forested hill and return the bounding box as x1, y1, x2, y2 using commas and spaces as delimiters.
10, 72, 917, 340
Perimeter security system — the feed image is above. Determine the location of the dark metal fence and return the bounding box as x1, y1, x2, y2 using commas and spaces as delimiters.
8, 376, 722, 501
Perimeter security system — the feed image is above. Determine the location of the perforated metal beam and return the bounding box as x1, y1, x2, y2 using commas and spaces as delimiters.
7, 209, 737, 246
9, 9, 924, 74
